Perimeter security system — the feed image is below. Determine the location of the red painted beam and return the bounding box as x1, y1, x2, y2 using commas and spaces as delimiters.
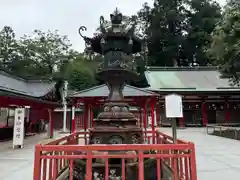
0, 96, 59, 109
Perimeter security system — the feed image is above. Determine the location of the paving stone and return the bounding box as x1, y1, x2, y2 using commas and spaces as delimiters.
159, 127, 240, 180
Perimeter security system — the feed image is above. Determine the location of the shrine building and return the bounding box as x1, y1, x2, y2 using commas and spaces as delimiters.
144, 66, 240, 127
0, 68, 62, 140
58, 66, 240, 131
67, 84, 159, 132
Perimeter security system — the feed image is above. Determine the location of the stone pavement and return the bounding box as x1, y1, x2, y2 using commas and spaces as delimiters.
1, 128, 240, 180
0, 131, 70, 180
159, 127, 240, 180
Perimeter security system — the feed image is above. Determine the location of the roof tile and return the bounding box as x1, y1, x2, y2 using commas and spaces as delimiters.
0, 71, 56, 97
145, 67, 239, 92
70, 84, 158, 98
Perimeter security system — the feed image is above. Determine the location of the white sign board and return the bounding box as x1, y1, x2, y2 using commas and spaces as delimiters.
13, 108, 25, 148
165, 94, 183, 118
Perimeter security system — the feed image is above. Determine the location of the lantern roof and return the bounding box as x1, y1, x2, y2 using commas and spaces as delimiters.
79, 8, 143, 54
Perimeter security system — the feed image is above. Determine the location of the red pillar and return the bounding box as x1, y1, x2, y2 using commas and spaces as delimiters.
150, 99, 156, 144
202, 100, 208, 126
48, 109, 53, 138
143, 105, 147, 130
71, 106, 76, 133
84, 103, 88, 132
139, 108, 142, 128
143, 104, 147, 141
91, 107, 94, 128
87, 105, 91, 129
156, 102, 161, 127
89, 105, 92, 128
225, 99, 231, 123
179, 117, 184, 127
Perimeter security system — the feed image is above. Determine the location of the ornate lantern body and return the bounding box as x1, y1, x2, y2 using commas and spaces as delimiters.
75, 9, 168, 180
79, 9, 143, 148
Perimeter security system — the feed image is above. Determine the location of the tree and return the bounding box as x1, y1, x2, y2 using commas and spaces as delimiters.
147, 0, 186, 66
207, 1, 240, 85
0, 25, 99, 90
184, 0, 222, 66
18, 29, 73, 78
137, 2, 152, 39
67, 55, 97, 90
136, 0, 222, 67
0, 26, 20, 69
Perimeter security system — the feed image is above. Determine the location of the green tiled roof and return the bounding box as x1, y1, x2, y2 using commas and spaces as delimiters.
144, 67, 240, 92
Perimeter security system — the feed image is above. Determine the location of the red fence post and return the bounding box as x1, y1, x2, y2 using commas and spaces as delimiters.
86, 151, 93, 180
189, 143, 198, 180
33, 144, 41, 180
138, 151, 144, 180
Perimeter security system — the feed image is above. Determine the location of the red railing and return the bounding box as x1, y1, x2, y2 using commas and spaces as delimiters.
33, 130, 197, 180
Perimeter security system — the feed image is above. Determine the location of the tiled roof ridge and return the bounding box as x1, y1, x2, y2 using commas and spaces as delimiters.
70, 84, 158, 97
146, 66, 218, 71
125, 84, 159, 96
0, 68, 26, 82
71, 84, 106, 96
0, 68, 53, 84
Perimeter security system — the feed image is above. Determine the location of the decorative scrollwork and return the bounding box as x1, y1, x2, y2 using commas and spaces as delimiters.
78, 26, 87, 38
99, 16, 107, 34
100, 16, 105, 25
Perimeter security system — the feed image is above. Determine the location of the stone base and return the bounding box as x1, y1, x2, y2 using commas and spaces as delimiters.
69, 158, 174, 180
89, 127, 143, 144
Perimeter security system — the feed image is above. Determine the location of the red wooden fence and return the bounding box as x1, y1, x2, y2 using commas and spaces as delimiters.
33, 130, 197, 180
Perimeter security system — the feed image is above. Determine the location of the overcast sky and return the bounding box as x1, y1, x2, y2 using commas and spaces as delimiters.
0, 0, 226, 52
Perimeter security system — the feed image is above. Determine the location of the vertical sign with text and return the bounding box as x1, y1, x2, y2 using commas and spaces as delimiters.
13, 108, 25, 148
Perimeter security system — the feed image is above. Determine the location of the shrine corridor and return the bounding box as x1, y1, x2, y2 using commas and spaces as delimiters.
0, 128, 240, 180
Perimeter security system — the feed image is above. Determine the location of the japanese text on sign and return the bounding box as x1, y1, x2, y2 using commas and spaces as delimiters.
13, 108, 25, 148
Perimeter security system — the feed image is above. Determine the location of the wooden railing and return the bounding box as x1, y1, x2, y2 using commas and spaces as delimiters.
34, 130, 197, 180
206, 123, 240, 134
206, 123, 240, 140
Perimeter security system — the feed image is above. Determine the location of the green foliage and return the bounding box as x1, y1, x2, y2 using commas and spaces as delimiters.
207, 1, 240, 85
147, 0, 186, 66
185, 0, 222, 66
0, 26, 20, 69
0, 26, 97, 90
67, 55, 97, 91
137, 0, 221, 67
18, 29, 72, 78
